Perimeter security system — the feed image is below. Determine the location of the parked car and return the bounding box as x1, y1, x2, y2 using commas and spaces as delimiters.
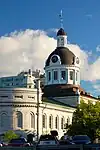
59, 135, 74, 145
1, 142, 8, 147
59, 139, 74, 145
72, 135, 91, 144
37, 134, 59, 145
0, 142, 3, 147
8, 137, 30, 147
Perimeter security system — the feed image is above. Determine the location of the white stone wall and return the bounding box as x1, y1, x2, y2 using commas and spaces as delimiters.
0, 88, 42, 103
40, 103, 74, 137
0, 88, 75, 138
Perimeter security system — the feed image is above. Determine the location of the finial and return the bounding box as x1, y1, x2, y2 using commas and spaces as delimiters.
59, 10, 63, 28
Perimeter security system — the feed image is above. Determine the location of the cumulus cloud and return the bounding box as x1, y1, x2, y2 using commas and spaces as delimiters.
0, 28, 100, 83
0, 29, 56, 76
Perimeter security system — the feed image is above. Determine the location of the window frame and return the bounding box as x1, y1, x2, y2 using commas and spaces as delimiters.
48, 71, 51, 81
53, 70, 58, 80
16, 111, 23, 128
67, 117, 70, 125
30, 112, 35, 129
61, 117, 65, 129
76, 72, 78, 81
55, 116, 59, 129
42, 114, 47, 128
61, 70, 66, 80
49, 115, 53, 129
0, 113, 8, 127
70, 71, 73, 80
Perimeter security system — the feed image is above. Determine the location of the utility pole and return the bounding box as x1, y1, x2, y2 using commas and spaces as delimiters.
36, 78, 40, 141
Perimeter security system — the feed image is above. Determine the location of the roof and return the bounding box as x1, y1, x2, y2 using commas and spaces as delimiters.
57, 28, 66, 36
42, 97, 76, 108
45, 47, 75, 67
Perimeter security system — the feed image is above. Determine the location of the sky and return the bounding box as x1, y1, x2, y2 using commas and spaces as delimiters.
0, 0, 100, 97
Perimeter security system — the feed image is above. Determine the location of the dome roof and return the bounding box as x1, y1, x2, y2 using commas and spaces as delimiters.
57, 28, 66, 36
45, 47, 75, 67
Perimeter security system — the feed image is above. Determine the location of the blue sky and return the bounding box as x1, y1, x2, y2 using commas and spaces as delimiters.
0, 0, 100, 97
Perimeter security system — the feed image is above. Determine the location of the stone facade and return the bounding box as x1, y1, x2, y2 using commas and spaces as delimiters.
0, 87, 75, 138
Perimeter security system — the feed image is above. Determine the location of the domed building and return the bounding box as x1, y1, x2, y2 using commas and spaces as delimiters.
43, 27, 80, 106
0, 27, 99, 139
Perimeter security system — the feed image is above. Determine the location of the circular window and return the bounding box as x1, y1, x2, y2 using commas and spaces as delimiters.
51, 55, 58, 63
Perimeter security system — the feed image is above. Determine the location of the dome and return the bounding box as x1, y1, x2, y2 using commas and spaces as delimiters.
45, 47, 75, 67
57, 28, 66, 36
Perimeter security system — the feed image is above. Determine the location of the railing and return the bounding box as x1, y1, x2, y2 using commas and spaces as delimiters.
0, 146, 35, 150
0, 144, 100, 150
37, 144, 100, 150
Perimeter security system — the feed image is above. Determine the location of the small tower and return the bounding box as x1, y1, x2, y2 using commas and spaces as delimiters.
57, 10, 67, 47
44, 11, 80, 99
57, 28, 67, 47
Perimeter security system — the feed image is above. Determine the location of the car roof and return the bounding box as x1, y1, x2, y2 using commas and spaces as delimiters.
39, 135, 56, 140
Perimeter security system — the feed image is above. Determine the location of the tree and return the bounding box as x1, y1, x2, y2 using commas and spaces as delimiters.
67, 101, 100, 141
3, 130, 19, 142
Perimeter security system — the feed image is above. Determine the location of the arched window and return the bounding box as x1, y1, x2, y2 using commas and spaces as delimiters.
16, 111, 23, 128
42, 114, 47, 128
67, 117, 70, 125
55, 116, 59, 129
61, 117, 65, 129
30, 112, 35, 129
0, 113, 8, 127
49, 115, 53, 129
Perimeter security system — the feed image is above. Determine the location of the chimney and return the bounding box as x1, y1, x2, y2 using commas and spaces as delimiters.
29, 69, 32, 76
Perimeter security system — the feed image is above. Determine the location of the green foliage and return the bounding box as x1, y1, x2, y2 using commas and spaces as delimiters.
3, 130, 19, 142
67, 101, 100, 141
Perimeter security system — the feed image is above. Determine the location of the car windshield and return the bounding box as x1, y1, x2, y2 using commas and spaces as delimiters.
73, 135, 90, 140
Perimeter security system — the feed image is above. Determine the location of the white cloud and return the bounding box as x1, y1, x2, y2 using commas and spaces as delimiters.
85, 14, 92, 19
0, 29, 99, 82
93, 84, 100, 93
0, 29, 56, 76
88, 57, 100, 81
47, 28, 59, 34
96, 45, 100, 52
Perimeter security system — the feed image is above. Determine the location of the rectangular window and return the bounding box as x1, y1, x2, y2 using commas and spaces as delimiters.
70, 71, 73, 80
61, 71, 66, 80
0, 96, 8, 98
28, 96, 35, 99
15, 95, 23, 99
54, 71, 58, 80
48, 72, 51, 81
16, 78, 19, 81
